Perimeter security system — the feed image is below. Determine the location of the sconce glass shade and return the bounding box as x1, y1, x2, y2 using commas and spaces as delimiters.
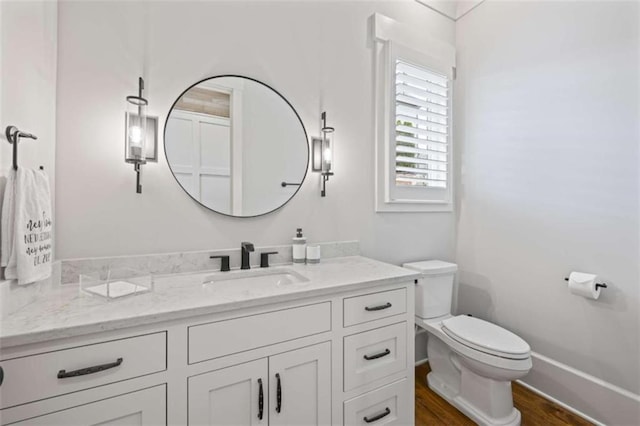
312, 111, 335, 197
125, 97, 148, 164
312, 113, 335, 174
321, 127, 334, 173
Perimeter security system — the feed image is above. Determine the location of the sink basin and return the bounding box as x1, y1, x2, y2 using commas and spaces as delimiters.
202, 268, 309, 287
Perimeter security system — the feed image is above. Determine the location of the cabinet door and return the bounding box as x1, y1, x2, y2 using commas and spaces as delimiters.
269, 342, 331, 426
188, 358, 268, 426
10, 385, 165, 426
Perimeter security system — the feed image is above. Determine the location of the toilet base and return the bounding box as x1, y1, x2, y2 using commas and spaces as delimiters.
427, 371, 522, 426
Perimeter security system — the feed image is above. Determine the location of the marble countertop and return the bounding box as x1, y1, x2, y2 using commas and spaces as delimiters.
0, 256, 419, 348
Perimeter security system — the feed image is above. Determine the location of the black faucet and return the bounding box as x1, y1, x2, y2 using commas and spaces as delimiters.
241, 242, 255, 270
210, 255, 230, 272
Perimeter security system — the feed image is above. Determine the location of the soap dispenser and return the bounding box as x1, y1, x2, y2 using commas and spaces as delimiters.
292, 228, 307, 264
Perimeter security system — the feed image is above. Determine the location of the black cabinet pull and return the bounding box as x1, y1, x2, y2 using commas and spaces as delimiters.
258, 378, 264, 420
363, 407, 391, 423
57, 358, 123, 379
364, 349, 391, 361
0, 366, 3, 386
364, 302, 392, 312
275, 372, 282, 413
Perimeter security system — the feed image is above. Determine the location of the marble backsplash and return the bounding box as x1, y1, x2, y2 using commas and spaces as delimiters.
59, 241, 360, 284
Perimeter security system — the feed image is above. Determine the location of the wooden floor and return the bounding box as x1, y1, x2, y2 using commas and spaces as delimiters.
415, 363, 593, 426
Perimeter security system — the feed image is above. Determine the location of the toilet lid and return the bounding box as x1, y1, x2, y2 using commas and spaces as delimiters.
442, 315, 530, 359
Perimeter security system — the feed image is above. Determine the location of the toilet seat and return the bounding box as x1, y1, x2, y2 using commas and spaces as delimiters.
442, 315, 530, 360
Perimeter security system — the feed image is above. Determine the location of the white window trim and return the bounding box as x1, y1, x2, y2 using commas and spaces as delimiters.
372, 13, 456, 213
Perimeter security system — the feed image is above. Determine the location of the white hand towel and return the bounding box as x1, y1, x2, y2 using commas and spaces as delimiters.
11, 169, 53, 284
1, 170, 17, 279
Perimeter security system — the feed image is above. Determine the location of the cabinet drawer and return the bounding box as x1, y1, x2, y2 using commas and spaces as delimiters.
10, 384, 166, 426
189, 302, 331, 364
343, 288, 406, 327
0, 332, 166, 409
344, 323, 407, 392
344, 379, 409, 425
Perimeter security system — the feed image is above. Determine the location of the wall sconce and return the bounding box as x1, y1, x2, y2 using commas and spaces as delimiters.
312, 111, 334, 197
125, 77, 158, 193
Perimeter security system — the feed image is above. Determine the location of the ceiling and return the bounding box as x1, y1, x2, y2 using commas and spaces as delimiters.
415, 0, 485, 21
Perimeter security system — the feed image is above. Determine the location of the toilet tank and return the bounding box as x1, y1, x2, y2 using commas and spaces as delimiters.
403, 260, 458, 319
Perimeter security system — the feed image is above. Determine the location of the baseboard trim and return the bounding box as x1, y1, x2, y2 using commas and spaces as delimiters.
516, 380, 604, 426
518, 351, 640, 426
415, 356, 429, 367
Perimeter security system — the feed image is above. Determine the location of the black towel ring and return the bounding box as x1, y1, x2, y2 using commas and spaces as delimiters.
5, 125, 41, 170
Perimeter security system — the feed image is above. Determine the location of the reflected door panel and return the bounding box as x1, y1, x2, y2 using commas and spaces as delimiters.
166, 111, 231, 213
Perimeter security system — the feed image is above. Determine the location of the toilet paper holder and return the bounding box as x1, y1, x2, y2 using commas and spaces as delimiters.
564, 277, 608, 290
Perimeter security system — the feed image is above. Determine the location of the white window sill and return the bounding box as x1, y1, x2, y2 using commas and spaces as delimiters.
375, 199, 453, 213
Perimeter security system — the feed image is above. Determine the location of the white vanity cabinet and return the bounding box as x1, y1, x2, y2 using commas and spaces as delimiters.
0, 267, 416, 426
189, 342, 331, 426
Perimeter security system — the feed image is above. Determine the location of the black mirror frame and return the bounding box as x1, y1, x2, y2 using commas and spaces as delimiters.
163, 74, 310, 218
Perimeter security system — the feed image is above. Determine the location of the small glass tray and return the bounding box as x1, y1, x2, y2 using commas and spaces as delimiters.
80, 268, 153, 300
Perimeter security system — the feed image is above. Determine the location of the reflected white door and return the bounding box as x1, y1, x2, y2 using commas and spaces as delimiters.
269, 342, 331, 426
165, 111, 231, 213
188, 358, 268, 426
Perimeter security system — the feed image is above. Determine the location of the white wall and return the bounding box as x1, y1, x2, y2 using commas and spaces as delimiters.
55, 1, 456, 263
0, 0, 57, 282
0, 0, 57, 190
455, 0, 639, 404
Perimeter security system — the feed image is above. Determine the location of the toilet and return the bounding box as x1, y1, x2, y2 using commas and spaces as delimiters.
404, 260, 532, 426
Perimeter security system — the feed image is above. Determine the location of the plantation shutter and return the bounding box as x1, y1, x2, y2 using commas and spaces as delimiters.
394, 60, 449, 190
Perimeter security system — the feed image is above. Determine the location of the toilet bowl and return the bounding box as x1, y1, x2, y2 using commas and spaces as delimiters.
404, 260, 532, 426
418, 314, 531, 426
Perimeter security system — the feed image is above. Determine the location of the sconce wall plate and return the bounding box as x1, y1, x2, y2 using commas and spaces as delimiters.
312, 137, 323, 172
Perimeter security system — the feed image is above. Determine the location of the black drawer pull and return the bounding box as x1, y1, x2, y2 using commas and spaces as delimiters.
364, 407, 391, 423
364, 302, 392, 312
57, 358, 123, 379
364, 349, 391, 361
0, 366, 3, 386
258, 378, 264, 420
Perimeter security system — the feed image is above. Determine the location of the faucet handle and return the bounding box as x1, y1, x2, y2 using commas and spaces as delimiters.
260, 252, 279, 268
210, 255, 230, 272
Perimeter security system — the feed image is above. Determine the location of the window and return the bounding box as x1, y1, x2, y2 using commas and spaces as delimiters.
373, 13, 455, 212
394, 60, 450, 189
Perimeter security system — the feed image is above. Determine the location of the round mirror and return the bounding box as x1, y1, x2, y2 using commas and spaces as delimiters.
164, 75, 309, 217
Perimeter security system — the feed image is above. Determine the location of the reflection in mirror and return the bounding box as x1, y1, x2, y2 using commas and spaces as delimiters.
164, 76, 308, 217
